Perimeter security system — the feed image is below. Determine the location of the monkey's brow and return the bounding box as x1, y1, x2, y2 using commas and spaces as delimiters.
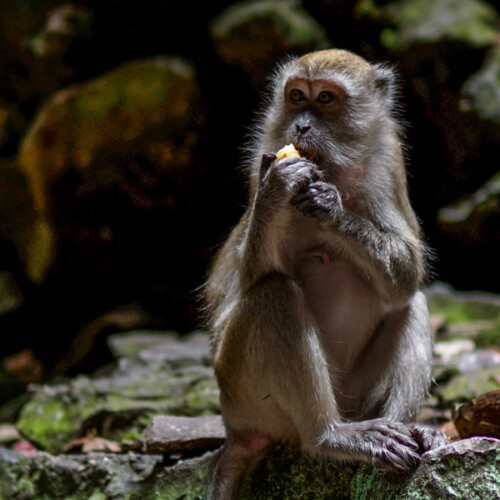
283, 70, 361, 94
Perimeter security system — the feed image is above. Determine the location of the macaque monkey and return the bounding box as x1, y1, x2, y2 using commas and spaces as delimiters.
204, 49, 447, 499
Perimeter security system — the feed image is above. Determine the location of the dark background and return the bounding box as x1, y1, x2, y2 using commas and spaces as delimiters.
0, 0, 499, 380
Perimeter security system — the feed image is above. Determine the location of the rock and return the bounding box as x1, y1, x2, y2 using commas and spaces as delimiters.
438, 367, 500, 404
434, 342, 500, 380
438, 171, 500, 231
108, 330, 182, 359
2, 348, 44, 384
0, 447, 166, 500
0, 438, 499, 499
210, 0, 329, 84
0, 160, 38, 276
0, 424, 20, 445
16, 55, 200, 283
455, 348, 500, 373
434, 338, 475, 363
51, 305, 149, 376
375, 0, 499, 51
141, 415, 225, 453
0, 102, 25, 154
109, 330, 211, 366
240, 437, 500, 499
462, 44, 500, 123
16, 330, 219, 454
438, 172, 500, 291
358, 0, 500, 236
454, 390, 500, 439
0, 270, 23, 316
27, 4, 94, 59
426, 282, 500, 347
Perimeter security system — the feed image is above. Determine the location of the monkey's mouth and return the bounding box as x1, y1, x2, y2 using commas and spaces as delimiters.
299, 148, 321, 165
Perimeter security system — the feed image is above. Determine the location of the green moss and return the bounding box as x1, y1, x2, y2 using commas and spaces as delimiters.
16, 383, 100, 453
26, 217, 54, 285
380, 0, 499, 50
211, 0, 329, 63
462, 47, 500, 123
439, 367, 500, 403
16, 336, 219, 454
476, 321, 500, 347
88, 491, 107, 500
426, 283, 500, 325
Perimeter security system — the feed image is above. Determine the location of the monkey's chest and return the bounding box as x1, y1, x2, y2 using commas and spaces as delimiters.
295, 255, 384, 370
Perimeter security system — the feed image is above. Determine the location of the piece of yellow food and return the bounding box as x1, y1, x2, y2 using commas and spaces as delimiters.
275, 144, 301, 161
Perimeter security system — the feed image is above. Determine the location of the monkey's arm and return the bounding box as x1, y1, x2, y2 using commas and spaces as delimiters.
291, 180, 425, 302
205, 154, 317, 333
236, 155, 319, 292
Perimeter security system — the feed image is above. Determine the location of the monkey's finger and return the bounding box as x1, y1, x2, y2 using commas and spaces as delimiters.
260, 154, 277, 179
290, 189, 310, 205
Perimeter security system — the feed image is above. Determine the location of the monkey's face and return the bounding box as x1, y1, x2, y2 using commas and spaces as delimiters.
282, 77, 348, 165
257, 50, 397, 181
280, 73, 380, 174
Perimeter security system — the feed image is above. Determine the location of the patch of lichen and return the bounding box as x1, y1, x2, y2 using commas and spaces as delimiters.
16, 381, 100, 454
239, 446, 410, 499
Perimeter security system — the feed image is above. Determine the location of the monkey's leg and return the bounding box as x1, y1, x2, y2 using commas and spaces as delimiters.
208, 432, 272, 500
351, 291, 448, 450
213, 273, 421, 488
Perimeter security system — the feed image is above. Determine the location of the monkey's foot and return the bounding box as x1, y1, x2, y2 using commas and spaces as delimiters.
408, 423, 449, 452
320, 419, 421, 472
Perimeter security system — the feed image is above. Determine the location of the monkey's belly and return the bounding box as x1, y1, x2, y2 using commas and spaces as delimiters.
296, 257, 384, 371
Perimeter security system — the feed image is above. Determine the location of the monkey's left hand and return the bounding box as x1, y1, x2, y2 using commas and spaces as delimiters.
290, 181, 343, 221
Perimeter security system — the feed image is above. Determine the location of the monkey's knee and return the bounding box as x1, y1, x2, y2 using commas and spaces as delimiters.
247, 272, 307, 319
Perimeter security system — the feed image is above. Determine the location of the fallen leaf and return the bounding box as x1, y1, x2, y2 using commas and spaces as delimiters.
62, 429, 122, 453
12, 439, 38, 456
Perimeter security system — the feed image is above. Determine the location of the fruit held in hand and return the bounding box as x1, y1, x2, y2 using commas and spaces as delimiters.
275, 144, 301, 161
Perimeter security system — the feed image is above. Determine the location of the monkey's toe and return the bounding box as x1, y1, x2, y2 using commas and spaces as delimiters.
409, 424, 449, 452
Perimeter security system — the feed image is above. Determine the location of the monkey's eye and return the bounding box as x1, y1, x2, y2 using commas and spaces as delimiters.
289, 89, 306, 102
317, 91, 335, 104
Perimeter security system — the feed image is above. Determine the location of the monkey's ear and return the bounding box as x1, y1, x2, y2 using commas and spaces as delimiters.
374, 64, 398, 109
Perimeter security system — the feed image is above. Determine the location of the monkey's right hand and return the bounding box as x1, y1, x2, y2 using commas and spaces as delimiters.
331, 418, 421, 472
258, 154, 319, 203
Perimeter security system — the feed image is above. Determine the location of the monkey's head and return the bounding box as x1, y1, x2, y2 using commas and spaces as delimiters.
258, 49, 400, 173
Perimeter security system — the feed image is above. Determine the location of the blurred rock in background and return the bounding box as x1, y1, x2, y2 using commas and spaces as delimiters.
0, 0, 499, 378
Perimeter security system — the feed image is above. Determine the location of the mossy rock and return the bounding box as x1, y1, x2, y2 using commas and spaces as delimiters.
436, 177, 500, 318
1, 438, 499, 499
15, 56, 199, 283
462, 45, 500, 123
362, 0, 499, 51
439, 367, 500, 404
426, 282, 500, 323
16, 331, 219, 454
210, 0, 329, 83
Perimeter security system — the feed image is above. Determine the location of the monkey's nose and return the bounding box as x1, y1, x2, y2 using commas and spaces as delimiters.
296, 124, 311, 135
